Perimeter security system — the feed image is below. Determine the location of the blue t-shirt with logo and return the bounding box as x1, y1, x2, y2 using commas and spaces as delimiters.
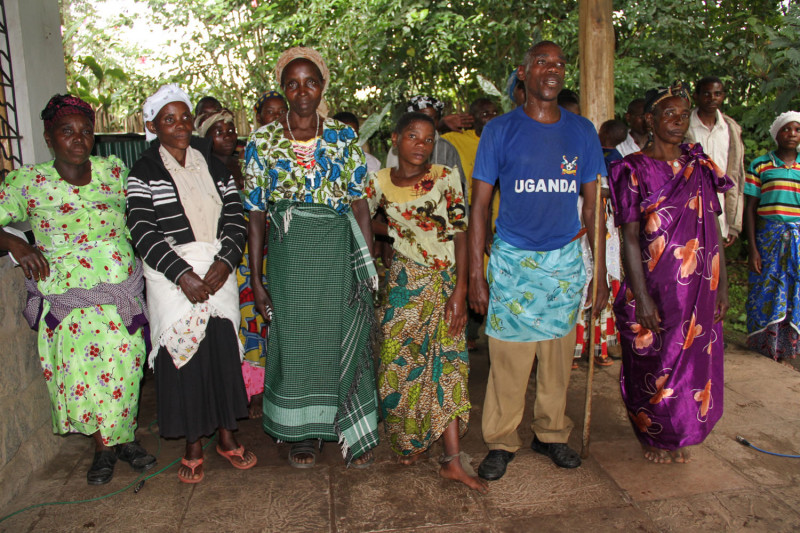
473, 106, 606, 251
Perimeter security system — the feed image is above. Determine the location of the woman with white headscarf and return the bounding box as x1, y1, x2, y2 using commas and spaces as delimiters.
744, 111, 800, 368
127, 84, 254, 483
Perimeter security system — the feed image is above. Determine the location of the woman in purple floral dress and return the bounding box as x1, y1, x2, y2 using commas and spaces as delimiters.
609, 83, 732, 464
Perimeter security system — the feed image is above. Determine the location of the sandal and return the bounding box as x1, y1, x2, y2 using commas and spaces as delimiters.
216, 445, 257, 470
289, 439, 320, 469
594, 355, 614, 367
178, 457, 204, 484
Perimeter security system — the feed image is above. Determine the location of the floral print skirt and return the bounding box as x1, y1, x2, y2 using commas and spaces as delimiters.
378, 253, 470, 457
38, 303, 146, 446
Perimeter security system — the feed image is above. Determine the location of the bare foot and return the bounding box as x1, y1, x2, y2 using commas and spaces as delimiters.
352, 450, 374, 468
440, 456, 489, 494
398, 451, 428, 466
670, 447, 692, 463
642, 445, 672, 464
248, 394, 263, 419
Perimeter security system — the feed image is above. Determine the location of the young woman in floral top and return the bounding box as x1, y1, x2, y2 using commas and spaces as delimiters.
366, 112, 487, 493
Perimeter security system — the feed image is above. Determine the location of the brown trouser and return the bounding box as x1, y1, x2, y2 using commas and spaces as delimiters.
482, 328, 576, 452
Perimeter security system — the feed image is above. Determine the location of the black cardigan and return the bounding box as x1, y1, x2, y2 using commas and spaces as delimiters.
126, 137, 246, 284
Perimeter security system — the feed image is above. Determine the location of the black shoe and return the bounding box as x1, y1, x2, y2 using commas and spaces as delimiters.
477, 450, 515, 480
87, 450, 117, 485
116, 441, 157, 472
530, 436, 581, 468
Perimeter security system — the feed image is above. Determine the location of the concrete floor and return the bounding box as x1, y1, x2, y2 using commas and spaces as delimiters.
3, 333, 800, 532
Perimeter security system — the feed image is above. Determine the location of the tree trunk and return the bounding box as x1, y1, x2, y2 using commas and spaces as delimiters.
579, 0, 614, 129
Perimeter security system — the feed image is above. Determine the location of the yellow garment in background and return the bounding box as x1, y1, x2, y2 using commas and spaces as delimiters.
444, 129, 500, 271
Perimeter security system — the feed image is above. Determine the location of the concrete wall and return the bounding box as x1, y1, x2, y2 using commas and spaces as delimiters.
0, 0, 68, 509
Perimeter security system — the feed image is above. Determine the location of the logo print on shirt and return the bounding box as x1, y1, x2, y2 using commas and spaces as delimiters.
561, 155, 578, 175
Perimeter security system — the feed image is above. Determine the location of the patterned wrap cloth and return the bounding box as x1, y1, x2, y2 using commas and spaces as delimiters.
378, 253, 470, 455
485, 237, 586, 343
261, 201, 379, 462
609, 143, 733, 450
746, 218, 800, 360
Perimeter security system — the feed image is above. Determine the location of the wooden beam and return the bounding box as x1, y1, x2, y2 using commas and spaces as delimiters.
579, 0, 615, 129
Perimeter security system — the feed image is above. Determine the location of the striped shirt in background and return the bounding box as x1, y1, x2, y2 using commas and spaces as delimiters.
745, 151, 800, 222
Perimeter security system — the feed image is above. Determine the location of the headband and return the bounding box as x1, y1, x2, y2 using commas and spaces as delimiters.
274, 47, 330, 117
195, 109, 235, 137
41, 95, 95, 131
254, 90, 284, 114
643, 82, 691, 114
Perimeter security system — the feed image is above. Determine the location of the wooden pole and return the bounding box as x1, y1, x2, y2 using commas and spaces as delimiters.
579, 0, 615, 129
581, 174, 604, 458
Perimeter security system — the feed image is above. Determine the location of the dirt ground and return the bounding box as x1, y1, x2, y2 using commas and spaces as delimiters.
2, 331, 800, 533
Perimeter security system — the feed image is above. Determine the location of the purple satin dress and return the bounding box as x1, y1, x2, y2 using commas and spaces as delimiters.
609, 144, 732, 450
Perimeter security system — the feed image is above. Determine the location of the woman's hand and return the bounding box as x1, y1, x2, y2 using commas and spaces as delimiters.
252, 282, 274, 322
178, 271, 213, 304
634, 291, 661, 332
12, 241, 50, 281
445, 287, 468, 337
204, 260, 231, 294
748, 248, 762, 274
714, 283, 729, 323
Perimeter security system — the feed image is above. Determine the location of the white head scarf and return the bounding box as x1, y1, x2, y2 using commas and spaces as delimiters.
769, 111, 800, 144
143, 83, 193, 141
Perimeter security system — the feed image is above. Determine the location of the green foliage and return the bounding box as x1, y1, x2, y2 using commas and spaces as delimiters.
60, 0, 798, 156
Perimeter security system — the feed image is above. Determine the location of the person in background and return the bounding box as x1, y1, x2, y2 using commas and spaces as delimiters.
616, 98, 648, 157
470, 41, 608, 480
744, 111, 800, 368
685, 76, 745, 247
195, 96, 222, 119
558, 89, 581, 116
0, 94, 155, 485
244, 47, 379, 469
197, 108, 269, 418
443, 97, 500, 350
609, 82, 731, 464
366, 111, 486, 492
505, 69, 526, 108
332, 111, 381, 173
196, 108, 243, 187
574, 118, 628, 367
128, 84, 255, 483
599, 119, 627, 168
254, 90, 287, 128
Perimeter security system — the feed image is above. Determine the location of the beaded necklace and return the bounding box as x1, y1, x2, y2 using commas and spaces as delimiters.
286, 111, 320, 171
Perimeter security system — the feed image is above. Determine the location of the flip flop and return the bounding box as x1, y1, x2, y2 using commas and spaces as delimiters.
216, 445, 257, 470
178, 457, 204, 484
594, 355, 614, 367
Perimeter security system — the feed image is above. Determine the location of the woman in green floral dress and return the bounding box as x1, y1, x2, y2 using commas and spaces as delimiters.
0, 95, 153, 485
366, 112, 487, 493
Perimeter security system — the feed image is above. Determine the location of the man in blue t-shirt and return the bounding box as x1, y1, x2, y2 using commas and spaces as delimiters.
468, 40, 609, 480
